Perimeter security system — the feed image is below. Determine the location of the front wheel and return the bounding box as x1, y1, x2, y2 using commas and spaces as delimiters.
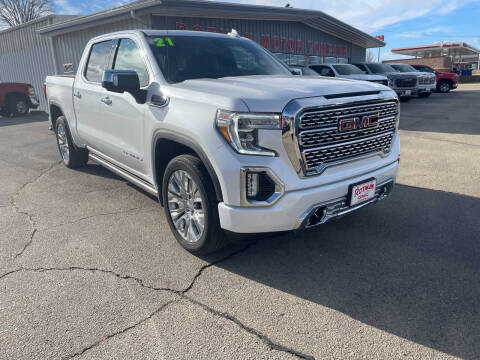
162, 154, 226, 254
9, 96, 29, 117
438, 80, 451, 93
55, 116, 88, 168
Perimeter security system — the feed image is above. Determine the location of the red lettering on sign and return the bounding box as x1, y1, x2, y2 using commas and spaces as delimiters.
280, 37, 287, 51
192, 24, 202, 31
244, 32, 253, 39
321, 43, 326, 55
261, 35, 270, 49
314, 42, 319, 54
272, 36, 279, 50
207, 26, 216, 32
296, 39, 303, 53
176, 22, 187, 30
307, 41, 312, 54
288, 39, 295, 52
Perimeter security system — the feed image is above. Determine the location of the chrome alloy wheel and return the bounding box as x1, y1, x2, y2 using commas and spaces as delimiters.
56, 123, 70, 163
440, 82, 450, 93
167, 170, 205, 243
16, 100, 28, 115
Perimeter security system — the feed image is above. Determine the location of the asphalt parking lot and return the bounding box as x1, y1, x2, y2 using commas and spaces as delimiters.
1, 84, 479, 360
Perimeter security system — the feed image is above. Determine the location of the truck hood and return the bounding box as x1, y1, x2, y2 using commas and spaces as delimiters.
172, 75, 389, 112
337, 74, 387, 81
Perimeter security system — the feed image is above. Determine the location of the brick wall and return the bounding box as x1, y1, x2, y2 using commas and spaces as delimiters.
384, 56, 452, 72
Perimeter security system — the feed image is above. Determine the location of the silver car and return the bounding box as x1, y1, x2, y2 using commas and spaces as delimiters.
308, 63, 389, 86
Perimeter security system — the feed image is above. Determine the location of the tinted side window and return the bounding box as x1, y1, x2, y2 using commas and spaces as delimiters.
113, 38, 149, 87
313, 66, 334, 77
85, 40, 114, 83
354, 64, 367, 72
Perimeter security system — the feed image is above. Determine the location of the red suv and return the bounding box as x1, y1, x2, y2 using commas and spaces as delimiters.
0, 82, 39, 117
411, 65, 458, 93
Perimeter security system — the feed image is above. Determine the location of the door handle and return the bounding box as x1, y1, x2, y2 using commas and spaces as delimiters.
73, 91, 82, 99
101, 97, 112, 106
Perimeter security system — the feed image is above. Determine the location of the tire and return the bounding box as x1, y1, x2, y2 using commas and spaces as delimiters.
400, 96, 411, 102
55, 116, 89, 169
418, 92, 431, 98
9, 95, 29, 117
162, 154, 227, 254
438, 80, 451, 93
0, 108, 10, 117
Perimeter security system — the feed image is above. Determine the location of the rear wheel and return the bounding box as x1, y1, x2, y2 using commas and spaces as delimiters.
438, 80, 451, 93
9, 95, 29, 117
162, 154, 226, 254
55, 116, 88, 168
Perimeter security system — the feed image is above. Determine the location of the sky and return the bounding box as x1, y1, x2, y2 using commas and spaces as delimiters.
52, 0, 480, 60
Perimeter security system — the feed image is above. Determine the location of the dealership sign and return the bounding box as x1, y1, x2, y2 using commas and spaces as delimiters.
174, 21, 348, 57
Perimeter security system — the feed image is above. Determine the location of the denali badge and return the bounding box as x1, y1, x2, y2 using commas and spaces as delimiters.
339, 114, 379, 132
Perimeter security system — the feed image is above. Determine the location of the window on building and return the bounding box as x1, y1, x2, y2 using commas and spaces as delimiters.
113, 38, 149, 87
85, 40, 115, 83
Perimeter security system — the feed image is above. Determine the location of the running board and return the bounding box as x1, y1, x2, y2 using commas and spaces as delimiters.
88, 153, 158, 196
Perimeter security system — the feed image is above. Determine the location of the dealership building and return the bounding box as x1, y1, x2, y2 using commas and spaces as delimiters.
0, 0, 384, 110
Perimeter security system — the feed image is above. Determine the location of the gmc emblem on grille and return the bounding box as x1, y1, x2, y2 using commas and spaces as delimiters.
339, 114, 379, 132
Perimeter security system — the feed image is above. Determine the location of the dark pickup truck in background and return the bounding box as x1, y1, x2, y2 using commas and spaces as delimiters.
0, 82, 39, 117
411, 64, 459, 93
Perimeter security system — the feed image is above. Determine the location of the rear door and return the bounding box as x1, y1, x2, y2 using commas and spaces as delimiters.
74, 40, 115, 150
99, 37, 150, 174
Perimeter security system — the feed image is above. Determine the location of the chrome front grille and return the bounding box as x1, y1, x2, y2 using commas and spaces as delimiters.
299, 101, 397, 129
296, 100, 398, 174
395, 77, 417, 88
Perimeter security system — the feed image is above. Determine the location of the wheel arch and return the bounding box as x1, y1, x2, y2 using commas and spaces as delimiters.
152, 131, 223, 206
49, 102, 64, 130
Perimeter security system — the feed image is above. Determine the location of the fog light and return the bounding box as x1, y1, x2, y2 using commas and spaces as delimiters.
246, 172, 259, 198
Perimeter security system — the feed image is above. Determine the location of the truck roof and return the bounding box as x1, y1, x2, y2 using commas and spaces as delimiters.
89, 29, 245, 43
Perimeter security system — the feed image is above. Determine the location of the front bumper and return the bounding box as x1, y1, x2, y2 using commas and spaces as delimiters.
218, 159, 399, 233
29, 95, 39, 109
394, 88, 417, 97
418, 84, 436, 93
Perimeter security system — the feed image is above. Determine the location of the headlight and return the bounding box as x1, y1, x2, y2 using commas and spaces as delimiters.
28, 86, 35, 96
388, 78, 394, 87
215, 110, 281, 156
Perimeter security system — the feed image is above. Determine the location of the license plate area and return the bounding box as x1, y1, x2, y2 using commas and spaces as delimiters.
348, 178, 376, 206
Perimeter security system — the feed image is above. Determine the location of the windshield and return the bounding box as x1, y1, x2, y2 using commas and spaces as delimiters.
390, 64, 417, 72
366, 63, 396, 74
147, 35, 290, 83
332, 64, 365, 75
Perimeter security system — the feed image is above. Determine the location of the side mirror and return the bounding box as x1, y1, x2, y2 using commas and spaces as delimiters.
102, 69, 146, 103
291, 68, 302, 76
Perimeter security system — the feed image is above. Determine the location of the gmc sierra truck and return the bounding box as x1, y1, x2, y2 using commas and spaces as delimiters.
45, 30, 400, 254
0, 81, 39, 117
387, 63, 436, 98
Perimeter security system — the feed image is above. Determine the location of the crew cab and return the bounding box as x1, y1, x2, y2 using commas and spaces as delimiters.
45, 30, 400, 254
411, 64, 458, 93
308, 63, 389, 86
353, 62, 418, 101
0, 81, 39, 117
387, 63, 436, 98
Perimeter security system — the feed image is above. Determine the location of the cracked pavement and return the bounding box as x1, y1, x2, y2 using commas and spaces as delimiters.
1, 84, 480, 359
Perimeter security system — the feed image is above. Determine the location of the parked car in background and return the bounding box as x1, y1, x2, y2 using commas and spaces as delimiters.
288, 65, 321, 76
45, 30, 400, 254
387, 63, 436, 98
411, 64, 459, 93
353, 62, 418, 101
308, 63, 389, 86
0, 81, 39, 117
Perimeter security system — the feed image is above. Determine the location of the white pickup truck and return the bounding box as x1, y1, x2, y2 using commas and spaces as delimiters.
46, 30, 400, 254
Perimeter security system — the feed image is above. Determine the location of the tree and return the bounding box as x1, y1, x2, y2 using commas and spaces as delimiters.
0, 0, 52, 27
